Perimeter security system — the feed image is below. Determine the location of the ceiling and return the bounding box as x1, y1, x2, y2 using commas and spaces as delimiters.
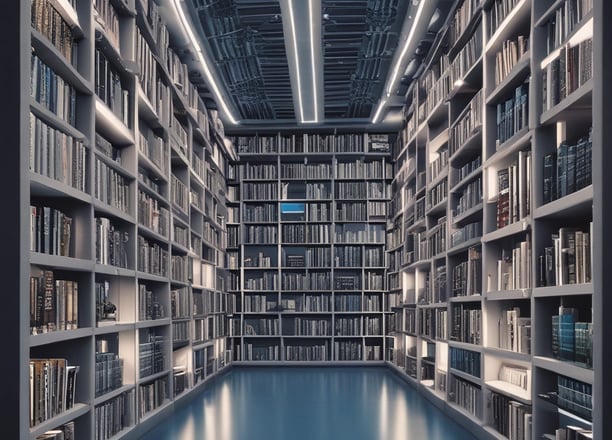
160, 0, 456, 131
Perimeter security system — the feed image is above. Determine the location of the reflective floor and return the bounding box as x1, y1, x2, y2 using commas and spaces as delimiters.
138, 367, 478, 440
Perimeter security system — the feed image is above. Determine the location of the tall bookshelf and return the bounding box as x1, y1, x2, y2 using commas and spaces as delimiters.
229, 132, 393, 363
23, 0, 236, 438
387, 0, 600, 438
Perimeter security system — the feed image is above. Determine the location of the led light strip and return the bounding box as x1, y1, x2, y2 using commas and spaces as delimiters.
307, 0, 318, 123
287, 0, 305, 122
172, 0, 238, 125
372, 0, 428, 124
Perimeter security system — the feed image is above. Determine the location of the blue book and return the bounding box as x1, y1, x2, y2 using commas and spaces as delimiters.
558, 306, 578, 361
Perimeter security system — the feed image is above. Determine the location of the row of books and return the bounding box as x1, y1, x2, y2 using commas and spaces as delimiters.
280, 162, 332, 180
490, 392, 532, 440
94, 390, 134, 440
30, 113, 88, 192
498, 307, 531, 354
496, 149, 531, 229
30, 271, 79, 335
35, 421, 75, 440
170, 287, 189, 319
450, 92, 483, 157
30, 359, 79, 427
494, 235, 532, 291
31, 52, 77, 127
32, 0, 78, 64
96, 217, 129, 268
172, 321, 189, 342
94, 157, 130, 213
538, 225, 592, 287
544, 0, 593, 54
31, 205, 72, 257
494, 35, 529, 87
138, 333, 166, 377
137, 377, 168, 418
450, 347, 481, 378
137, 235, 168, 276
451, 245, 482, 297
496, 81, 529, 148
451, 305, 482, 344
450, 220, 482, 248
449, 374, 482, 418
543, 129, 592, 204
542, 38, 593, 112
552, 306, 593, 367
95, 48, 130, 128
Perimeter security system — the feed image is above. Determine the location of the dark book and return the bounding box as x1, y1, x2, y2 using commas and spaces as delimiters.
566, 142, 577, 195
43, 270, 55, 332
558, 306, 578, 361
551, 314, 560, 359
557, 142, 569, 199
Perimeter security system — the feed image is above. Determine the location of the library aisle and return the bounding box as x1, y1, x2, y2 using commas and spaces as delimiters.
138, 367, 477, 440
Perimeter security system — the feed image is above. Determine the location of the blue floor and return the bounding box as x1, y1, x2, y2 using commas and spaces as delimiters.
139, 367, 478, 440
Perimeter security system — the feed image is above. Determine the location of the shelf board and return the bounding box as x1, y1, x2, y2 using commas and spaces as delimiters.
137, 83, 163, 129
535, 0, 567, 28
485, 52, 531, 106
450, 165, 482, 194
540, 15, 593, 69
30, 100, 87, 141
93, 384, 136, 407
138, 223, 169, 244
30, 327, 93, 347
481, 218, 531, 242
426, 197, 448, 217
540, 78, 593, 126
485, 0, 531, 53
449, 367, 482, 384
450, 130, 483, 170
135, 318, 172, 329
534, 186, 593, 219
428, 167, 449, 190
448, 340, 483, 352
136, 271, 169, 283
47, 0, 83, 37
93, 199, 135, 223
484, 347, 531, 362
94, 264, 136, 278
29, 403, 90, 438
451, 203, 483, 226
95, 99, 134, 145
449, 294, 483, 303
448, 7, 484, 59
486, 289, 531, 301
533, 356, 593, 384
30, 172, 91, 203
485, 380, 531, 404
483, 128, 531, 167
532, 283, 592, 297
446, 56, 484, 102
30, 253, 94, 271
31, 29, 92, 95
94, 322, 136, 334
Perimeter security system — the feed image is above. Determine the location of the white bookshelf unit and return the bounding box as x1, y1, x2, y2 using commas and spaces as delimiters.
23, 0, 237, 438
386, 0, 603, 438
228, 132, 394, 364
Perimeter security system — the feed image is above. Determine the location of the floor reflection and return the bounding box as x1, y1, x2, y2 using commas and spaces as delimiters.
139, 367, 478, 440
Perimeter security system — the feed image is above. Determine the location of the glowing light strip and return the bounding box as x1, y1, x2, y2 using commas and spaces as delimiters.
386, 0, 428, 97
371, 98, 387, 124
173, 0, 238, 124
307, 0, 318, 123
287, 0, 305, 122
372, 0, 427, 123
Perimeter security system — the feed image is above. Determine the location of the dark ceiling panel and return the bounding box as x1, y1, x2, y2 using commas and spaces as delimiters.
322, 0, 408, 119
191, 0, 295, 120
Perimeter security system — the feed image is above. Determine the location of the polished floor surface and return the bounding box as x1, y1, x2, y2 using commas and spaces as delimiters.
139, 367, 478, 440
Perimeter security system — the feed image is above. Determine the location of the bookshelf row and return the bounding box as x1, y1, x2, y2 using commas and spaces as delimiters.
26, 0, 237, 438
387, 0, 594, 438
